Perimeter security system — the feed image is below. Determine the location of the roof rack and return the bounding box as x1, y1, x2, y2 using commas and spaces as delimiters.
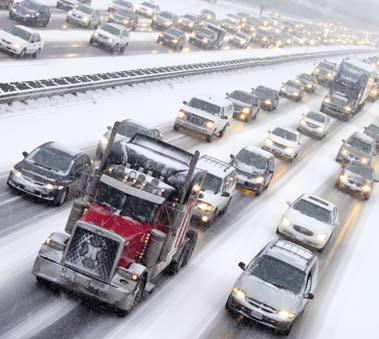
272, 240, 313, 263
199, 155, 232, 172
308, 195, 330, 207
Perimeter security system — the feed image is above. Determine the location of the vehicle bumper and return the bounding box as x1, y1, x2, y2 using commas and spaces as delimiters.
233, 110, 252, 121
277, 225, 326, 250
178, 22, 194, 31
336, 180, 370, 198
192, 208, 214, 223
90, 37, 115, 50
157, 37, 180, 49
297, 125, 324, 139
303, 86, 316, 93
67, 15, 90, 27
32, 256, 135, 310
9, 12, 37, 24
236, 176, 263, 193
262, 145, 296, 160
188, 37, 211, 49
175, 118, 214, 136
260, 102, 274, 111
0, 42, 20, 55
7, 173, 59, 201
320, 103, 351, 120
279, 91, 302, 101
227, 295, 293, 332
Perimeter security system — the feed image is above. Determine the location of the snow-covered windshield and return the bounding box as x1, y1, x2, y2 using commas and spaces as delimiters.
197, 27, 214, 36
166, 28, 181, 36
306, 111, 326, 123
346, 136, 371, 154
141, 1, 156, 9
20, 0, 40, 10
188, 98, 221, 115
184, 14, 197, 21
229, 91, 252, 104
201, 173, 221, 194
299, 74, 314, 82
272, 128, 297, 141
27, 147, 74, 174
236, 149, 268, 170
96, 183, 159, 224
367, 124, 379, 135
117, 122, 146, 138
5, 26, 31, 41
235, 32, 247, 39
160, 11, 174, 19
254, 86, 275, 98
347, 164, 373, 180
293, 199, 331, 223
286, 80, 301, 89
77, 4, 94, 14
248, 255, 305, 295
102, 24, 121, 36
114, 0, 132, 7
116, 9, 134, 17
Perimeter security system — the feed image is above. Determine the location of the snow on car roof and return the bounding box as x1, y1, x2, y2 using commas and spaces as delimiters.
192, 95, 232, 107
15, 25, 36, 34
301, 193, 335, 211
44, 141, 81, 157
350, 131, 375, 144
243, 145, 273, 159
197, 155, 235, 177
106, 22, 125, 30
267, 239, 314, 271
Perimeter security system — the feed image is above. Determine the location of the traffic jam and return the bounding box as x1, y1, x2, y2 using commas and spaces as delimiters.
1, 0, 379, 338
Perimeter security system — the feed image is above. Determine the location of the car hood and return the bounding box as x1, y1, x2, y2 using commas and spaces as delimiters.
199, 190, 219, 206
345, 170, 371, 185
95, 29, 116, 40
182, 105, 218, 121
72, 8, 91, 17
364, 131, 379, 142
239, 274, 301, 312
285, 208, 332, 233
15, 160, 67, 183
0, 30, 26, 45
233, 159, 265, 176
269, 133, 298, 148
282, 85, 299, 93
227, 97, 250, 108
15, 4, 38, 14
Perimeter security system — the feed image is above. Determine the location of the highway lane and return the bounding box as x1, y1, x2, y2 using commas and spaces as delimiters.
0, 91, 375, 338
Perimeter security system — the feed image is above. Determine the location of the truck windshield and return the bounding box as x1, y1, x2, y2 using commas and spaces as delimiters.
332, 82, 359, 99
188, 98, 221, 115
96, 183, 159, 224
248, 255, 305, 295
201, 173, 221, 194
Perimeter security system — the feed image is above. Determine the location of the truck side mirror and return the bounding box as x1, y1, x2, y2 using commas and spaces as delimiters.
183, 100, 188, 105
238, 262, 246, 271
198, 192, 204, 199
22, 151, 28, 157
221, 192, 230, 198
304, 292, 314, 300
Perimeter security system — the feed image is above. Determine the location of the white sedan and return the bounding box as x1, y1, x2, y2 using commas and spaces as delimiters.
297, 110, 331, 139
262, 127, 301, 161
276, 194, 339, 251
0, 25, 43, 58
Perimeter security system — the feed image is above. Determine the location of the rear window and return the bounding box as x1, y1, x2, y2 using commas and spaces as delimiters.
272, 127, 297, 141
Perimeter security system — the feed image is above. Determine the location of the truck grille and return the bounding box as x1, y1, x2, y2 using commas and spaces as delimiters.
64, 225, 121, 282
306, 121, 319, 128
246, 297, 276, 313
272, 141, 286, 149
186, 113, 205, 126
293, 225, 314, 236
331, 97, 346, 106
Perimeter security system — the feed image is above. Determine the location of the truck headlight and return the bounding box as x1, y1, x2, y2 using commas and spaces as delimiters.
285, 147, 295, 154
361, 157, 369, 164
255, 176, 264, 184
344, 105, 352, 112
281, 216, 291, 227
339, 173, 348, 183
46, 183, 54, 190
264, 99, 272, 105
265, 138, 273, 147
362, 184, 372, 192
277, 310, 295, 320
206, 121, 215, 129
232, 288, 246, 300
242, 107, 250, 114
316, 233, 328, 243
323, 97, 330, 104
100, 135, 109, 146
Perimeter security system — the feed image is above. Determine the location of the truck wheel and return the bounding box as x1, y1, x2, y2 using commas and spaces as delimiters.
181, 229, 198, 267
117, 276, 146, 317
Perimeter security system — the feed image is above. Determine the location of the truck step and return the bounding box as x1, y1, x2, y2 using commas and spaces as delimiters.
145, 282, 155, 294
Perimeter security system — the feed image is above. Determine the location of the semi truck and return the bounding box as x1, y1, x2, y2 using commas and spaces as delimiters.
32, 125, 204, 315
320, 58, 376, 121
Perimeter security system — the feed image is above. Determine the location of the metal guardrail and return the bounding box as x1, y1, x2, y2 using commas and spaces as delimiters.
0, 48, 374, 105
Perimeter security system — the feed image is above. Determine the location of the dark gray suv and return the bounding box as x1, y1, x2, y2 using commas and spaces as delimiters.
9, 0, 51, 27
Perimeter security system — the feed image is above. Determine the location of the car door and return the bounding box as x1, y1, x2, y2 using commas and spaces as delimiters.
28, 34, 37, 53
34, 33, 42, 50
40, 6, 49, 23
95, 10, 100, 25
266, 157, 275, 185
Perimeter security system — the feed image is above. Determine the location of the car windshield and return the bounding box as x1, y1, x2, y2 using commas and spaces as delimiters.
229, 91, 252, 104
236, 149, 268, 170
96, 183, 159, 224
77, 4, 93, 14
255, 86, 275, 98
346, 136, 371, 154
117, 9, 133, 17
114, 0, 131, 6
5, 26, 31, 41
27, 147, 74, 174
184, 14, 196, 21
300, 74, 313, 81
201, 173, 222, 194
166, 28, 181, 36
188, 98, 221, 115
197, 27, 213, 36
286, 80, 301, 88
293, 199, 332, 223
319, 62, 335, 70
306, 111, 326, 123
235, 32, 247, 39
160, 11, 174, 19
248, 255, 306, 295
272, 128, 297, 141
142, 2, 155, 9
117, 122, 146, 138
20, 0, 40, 10
367, 124, 379, 135
347, 164, 373, 180
102, 24, 120, 35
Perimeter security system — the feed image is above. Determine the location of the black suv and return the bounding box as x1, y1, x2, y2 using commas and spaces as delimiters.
7, 142, 91, 206
9, 0, 51, 27
252, 85, 280, 111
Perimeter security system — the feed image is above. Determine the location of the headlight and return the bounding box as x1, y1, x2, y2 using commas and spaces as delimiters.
123, 19, 129, 24
341, 148, 349, 156
317, 126, 324, 133
203, 37, 208, 43
281, 216, 291, 227
240, 113, 246, 120
263, 37, 268, 41
100, 135, 109, 146
307, 84, 313, 88
189, 22, 194, 27
109, 14, 114, 18
232, 288, 246, 300
255, 176, 264, 184
277, 310, 295, 320
361, 157, 369, 164
314, 68, 320, 73
197, 201, 214, 212
94, 32, 99, 37
239, 40, 244, 45
12, 168, 22, 178
293, 92, 299, 97
177, 110, 186, 119
285, 147, 295, 154
242, 107, 250, 114
264, 99, 271, 105
327, 72, 333, 78
68, 10, 72, 15
344, 106, 352, 112
152, 15, 157, 20
316, 233, 328, 243
362, 184, 372, 192
339, 173, 348, 183
265, 138, 273, 147
300, 119, 307, 127
191, 32, 196, 38
178, 18, 183, 23
82, 16, 89, 23
323, 97, 330, 104
206, 121, 214, 129
371, 89, 378, 95
164, 21, 171, 26
13, 43, 21, 49
46, 183, 54, 190
172, 39, 178, 44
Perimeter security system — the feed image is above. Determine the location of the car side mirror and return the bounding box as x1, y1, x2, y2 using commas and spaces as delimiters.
226, 92, 229, 97
268, 169, 274, 174
374, 178, 379, 183
238, 262, 246, 271
22, 151, 28, 157
230, 154, 235, 161
221, 115, 228, 120
221, 191, 230, 198
183, 100, 188, 105
198, 192, 204, 199
342, 139, 345, 143
107, 126, 111, 130
286, 201, 292, 207
304, 292, 314, 300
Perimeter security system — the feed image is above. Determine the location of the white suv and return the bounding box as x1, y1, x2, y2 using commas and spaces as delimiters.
90, 23, 129, 53
66, 4, 101, 28
0, 25, 43, 58
174, 96, 234, 142
193, 155, 237, 224
277, 194, 339, 251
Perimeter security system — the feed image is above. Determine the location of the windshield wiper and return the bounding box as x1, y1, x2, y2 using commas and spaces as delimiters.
266, 279, 288, 291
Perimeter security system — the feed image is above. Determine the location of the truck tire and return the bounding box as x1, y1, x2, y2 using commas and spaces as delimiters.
116, 276, 146, 317
181, 229, 198, 267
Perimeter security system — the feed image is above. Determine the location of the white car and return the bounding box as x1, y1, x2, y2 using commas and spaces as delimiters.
107, 0, 133, 13
0, 25, 43, 58
90, 23, 129, 53
66, 4, 101, 28
174, 96, 234, 142
297, 110, 331, 139
277, 194, 339, 251
135, 1, 160, 18
263, 127, 301, 161
193, 155, 237, 224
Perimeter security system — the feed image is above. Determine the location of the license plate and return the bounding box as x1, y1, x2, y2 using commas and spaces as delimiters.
251, 309, 263, 320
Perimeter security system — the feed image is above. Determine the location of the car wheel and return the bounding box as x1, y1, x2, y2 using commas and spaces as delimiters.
89, 38, 94, 45
33, 48, 41, 58
111, 44, 119, 54
173, 123, 179, 131
221, 198, 231, 215
18, 48, 26, 58
218, 125, 227, 138
53, 188, 68, 207
206, 134, 212, 143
